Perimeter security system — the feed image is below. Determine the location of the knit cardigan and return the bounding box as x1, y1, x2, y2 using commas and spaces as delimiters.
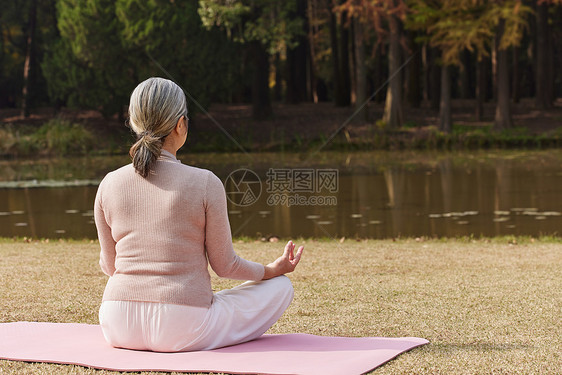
94, 150, 265, 308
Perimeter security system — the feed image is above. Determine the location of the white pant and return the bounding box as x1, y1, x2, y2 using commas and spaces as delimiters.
99, 276, 294, 352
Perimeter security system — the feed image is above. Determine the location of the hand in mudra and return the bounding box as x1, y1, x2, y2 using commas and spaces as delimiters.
263, 240, 304, 280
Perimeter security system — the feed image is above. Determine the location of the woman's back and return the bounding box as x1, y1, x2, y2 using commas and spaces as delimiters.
95, 150, 263, 308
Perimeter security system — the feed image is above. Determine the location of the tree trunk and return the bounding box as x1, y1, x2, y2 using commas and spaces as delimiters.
374, 43, 384, 102
0, 24, 5, 107
550, 6, 562, 98
546, 6, 554, 106
286, 45, 308, 104
382, 14, 403, 129
307, 0, 318, 103
251, 42, 272, 120
439, 63, 452, 133
337, 11, 351, 106
328, 10, 342, 105
494, 20, 512, 131
459, 49, 472, 99
307, 42, 317, 103
476, 57, 486, 121
21, 0, 37, 119
491, 38, 497, 102
274, 53, 282, 101
350, 19, 356, 105
535, 2, 552, 109
286, 0, 308, 104
407, 32, 421, 108
429, 47, 440, 110
353, 17, 367, 121
512, 46, 520, 103
422, 45, 429, 102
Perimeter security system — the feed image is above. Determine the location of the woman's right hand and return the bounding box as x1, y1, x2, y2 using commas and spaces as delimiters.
263, 240, 304, 280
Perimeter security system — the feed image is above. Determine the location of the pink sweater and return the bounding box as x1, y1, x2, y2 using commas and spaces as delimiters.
94, 150, 265, 308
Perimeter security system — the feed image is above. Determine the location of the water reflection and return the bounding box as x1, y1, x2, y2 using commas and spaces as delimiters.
0, 187, 97, 238
0, 151, 561, 239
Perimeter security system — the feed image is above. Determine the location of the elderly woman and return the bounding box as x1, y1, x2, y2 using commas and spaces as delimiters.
94, 77, 303, 352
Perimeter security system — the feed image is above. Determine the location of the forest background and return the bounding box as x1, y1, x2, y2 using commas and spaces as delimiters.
1, 0, 562, 156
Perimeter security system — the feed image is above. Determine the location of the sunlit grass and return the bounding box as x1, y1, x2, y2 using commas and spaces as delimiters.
1, 237, 561, 374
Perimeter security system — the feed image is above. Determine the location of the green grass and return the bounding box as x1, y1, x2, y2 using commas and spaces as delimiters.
1, 237, 561, 374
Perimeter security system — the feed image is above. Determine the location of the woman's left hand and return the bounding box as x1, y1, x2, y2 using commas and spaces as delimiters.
262, 240, 304, 280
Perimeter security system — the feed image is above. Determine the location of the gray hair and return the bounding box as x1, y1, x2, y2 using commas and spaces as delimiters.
128, 77, 187, 177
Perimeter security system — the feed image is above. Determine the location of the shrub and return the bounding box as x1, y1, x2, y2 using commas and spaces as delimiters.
0, 127, 17, 154
31, 118, 94, 156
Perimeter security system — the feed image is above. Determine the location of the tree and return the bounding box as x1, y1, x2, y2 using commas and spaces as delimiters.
199, 0, 304, 119
328, 8, 342, 105
408, 0, 531, 131
286, 0, 309, 104
439, 61, 452, 132
491, 1, 531, 130
427, 46, 441, 110
0, 1, 28, 109
41, 38, 105, 111
0, 0, 58, 116
21, 0, 37, 118
475, 53, 489, 121
329, 2, 352, 107
49, 0, 237, 119
115, 0, 241, 109
535, 0, 556, 109
353, 17, 368, 120
337, 0, 408, 128
406, 30, 422, 108
382, 9, 404, 128
56, 0, 142, 118
407, 0, 458, 131
306, 0, 322, 103
494, 18, 512, 129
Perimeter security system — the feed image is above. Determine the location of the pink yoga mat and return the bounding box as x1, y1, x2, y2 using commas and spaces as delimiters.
0, 322, 428, 374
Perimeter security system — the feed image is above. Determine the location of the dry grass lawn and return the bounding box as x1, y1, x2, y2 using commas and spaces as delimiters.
0, 237, 561, 374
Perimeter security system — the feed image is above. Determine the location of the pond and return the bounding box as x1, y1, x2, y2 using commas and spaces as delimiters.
0, 150, 561, 239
